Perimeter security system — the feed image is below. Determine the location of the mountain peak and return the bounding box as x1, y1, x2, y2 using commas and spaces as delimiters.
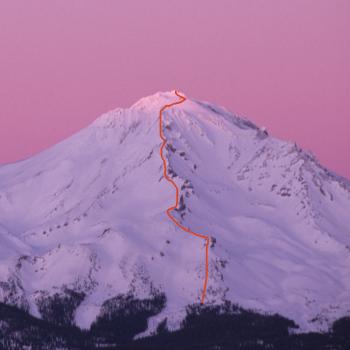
130, 90, 187, 110
91, 90, 187, 129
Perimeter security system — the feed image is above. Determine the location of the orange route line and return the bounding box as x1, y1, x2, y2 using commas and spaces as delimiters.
158, 90, 210, 304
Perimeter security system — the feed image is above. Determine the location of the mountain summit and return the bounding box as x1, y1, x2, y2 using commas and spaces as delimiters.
0, 91, 349, 335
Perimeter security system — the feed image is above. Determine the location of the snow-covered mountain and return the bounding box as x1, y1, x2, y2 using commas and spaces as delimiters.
0, 91, 349, 335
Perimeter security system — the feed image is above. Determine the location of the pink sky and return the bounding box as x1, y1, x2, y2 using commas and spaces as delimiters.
0, 0, 349, 178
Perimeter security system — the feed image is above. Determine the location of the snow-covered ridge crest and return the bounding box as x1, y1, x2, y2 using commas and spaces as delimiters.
91, 107, 125, 129
0, 91, 349, 334
90, 91, 185, 129
90, 90, 260, 136
130, 90, 186, 111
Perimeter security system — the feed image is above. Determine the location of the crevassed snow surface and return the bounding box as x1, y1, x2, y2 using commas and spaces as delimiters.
0, 91, 349, 333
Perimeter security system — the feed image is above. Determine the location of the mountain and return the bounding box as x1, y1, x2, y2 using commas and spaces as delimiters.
0, 90, 349, 339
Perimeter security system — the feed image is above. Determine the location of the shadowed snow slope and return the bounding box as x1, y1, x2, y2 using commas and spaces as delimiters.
0, 91, 349, 333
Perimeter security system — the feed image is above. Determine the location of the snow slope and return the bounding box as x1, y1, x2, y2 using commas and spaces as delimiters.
0, 91, 349, 333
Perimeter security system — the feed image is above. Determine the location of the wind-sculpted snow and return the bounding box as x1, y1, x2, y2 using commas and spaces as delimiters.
0, 91, 349, 335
